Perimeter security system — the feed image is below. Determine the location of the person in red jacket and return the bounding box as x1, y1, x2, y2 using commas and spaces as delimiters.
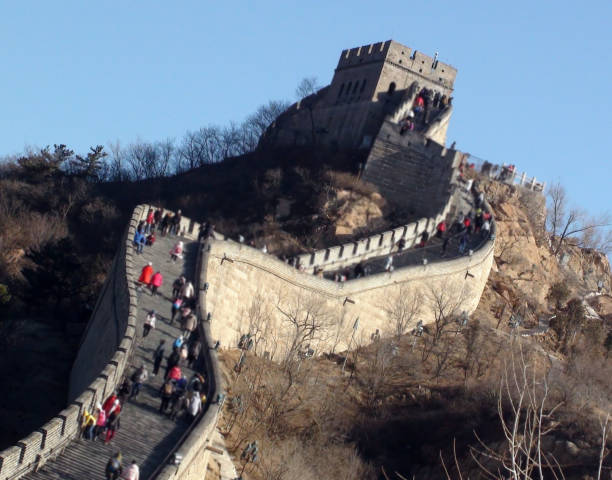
151, 271, 163, 296
436, 221, 446, 238
138, 262, 153, 285
145, 208, 154, 234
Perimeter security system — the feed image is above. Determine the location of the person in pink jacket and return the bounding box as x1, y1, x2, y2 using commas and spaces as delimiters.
151, 271, 163, 296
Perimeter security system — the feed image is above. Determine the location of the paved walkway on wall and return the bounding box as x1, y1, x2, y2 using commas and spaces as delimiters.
324, 187, 488, 280
26, 234, 200, 480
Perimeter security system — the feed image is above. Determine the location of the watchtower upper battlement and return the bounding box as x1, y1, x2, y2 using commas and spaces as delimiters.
336, 40, 457, 91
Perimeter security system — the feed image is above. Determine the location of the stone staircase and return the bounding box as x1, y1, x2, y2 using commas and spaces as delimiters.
25, 234, 200, 480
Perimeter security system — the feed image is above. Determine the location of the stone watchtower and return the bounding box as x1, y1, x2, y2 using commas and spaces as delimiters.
262, 40, 457, 150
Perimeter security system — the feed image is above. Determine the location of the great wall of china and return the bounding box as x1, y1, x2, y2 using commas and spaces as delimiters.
0, 39, 502, 479
0, 191, 495, 479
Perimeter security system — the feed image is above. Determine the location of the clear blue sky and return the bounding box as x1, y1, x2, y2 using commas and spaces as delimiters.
1, 1, 610, 215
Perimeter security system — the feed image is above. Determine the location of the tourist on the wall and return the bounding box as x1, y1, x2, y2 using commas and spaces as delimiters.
179, 343, 189, 364
171, 209, 182, 235
129, 365, 149, 401
170, 297, 183, 325
436, 220, 446, 238
145, 231, 156, 246
169, 388, 187, 421
170, 241, 184, 262
172, 275, 185, 299
133, 229, 145, 254
441, 234, 450, 257
152, 340, 166, 377
384, 254, 394, 272
122, 460, 140, 480
167, 364, 182, 382
181, 308, 197, 339
105, 452, 123, 480
458, 232, 469, 255
80, 408, 96, 440
102, 391, 121, 417
153, 208, 162, 231
143, 310, 156, 337
417, 231, 429, 248
186, 390, 202, 419
117, 377, 131, 405
104, 410, 121, 444
481, 219, 491, 240
354, 261, 365, 278
187, 339, 202, 368
94, 403, 107, 440
180, 280, 194, 301
396, 237, 407, 252
150, 271, 163, 295
165, 347, 181, 380
159, 379, 175, 414
145, 208, 154, 234
138, 262, 153, 285
160, 213, 170, 236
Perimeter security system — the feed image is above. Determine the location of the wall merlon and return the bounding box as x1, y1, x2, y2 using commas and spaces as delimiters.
118, 337, 132, 353
337, 40, 391, 69
39, 418, 63, 452
0, 446, 22, 476
17, 431, 43, 466
57, 405, 80, 436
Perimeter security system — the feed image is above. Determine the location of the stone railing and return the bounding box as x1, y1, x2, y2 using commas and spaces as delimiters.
0, 205, 144, 480
296, 201, 453, 274
467, 156, 545, 193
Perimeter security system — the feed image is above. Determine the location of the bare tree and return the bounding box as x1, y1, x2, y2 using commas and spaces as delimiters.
244, 100, 290, 146
382, 286, 423, 341
295, 77, 321, 145
275, 291, 331, 369
547, 182, 611, 255
243, 292, 273, 356
469, 346, 564, 480
295, 77, 320, 100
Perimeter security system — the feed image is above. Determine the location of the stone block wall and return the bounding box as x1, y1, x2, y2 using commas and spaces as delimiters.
204, 223, 494, 362
362, 120, 461, 217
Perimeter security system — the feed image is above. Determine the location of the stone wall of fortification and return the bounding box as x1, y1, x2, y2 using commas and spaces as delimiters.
295, 200, 452, 274
0, 206, 144, 480
362, 121, 461, 217
204, 229, 494, 361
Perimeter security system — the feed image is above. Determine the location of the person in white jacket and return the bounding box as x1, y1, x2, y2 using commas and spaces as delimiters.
122, 460, 139, 480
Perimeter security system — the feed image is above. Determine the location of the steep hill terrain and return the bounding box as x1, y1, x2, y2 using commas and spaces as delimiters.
1, 148, 610, 479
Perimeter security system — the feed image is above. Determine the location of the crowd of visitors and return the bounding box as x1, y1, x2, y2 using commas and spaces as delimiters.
80, 208, 211, 479
399, 86, 453, 135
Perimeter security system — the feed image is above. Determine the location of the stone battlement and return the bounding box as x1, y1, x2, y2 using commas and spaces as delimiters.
336, 40, 457, 90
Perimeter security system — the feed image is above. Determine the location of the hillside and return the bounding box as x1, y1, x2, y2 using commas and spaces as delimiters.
0, 145, 391, 448
1, 148, 610, 478
211, 175, 612, 480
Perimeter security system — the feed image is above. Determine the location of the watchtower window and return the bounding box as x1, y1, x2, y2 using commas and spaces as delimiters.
337, 83, 345, 99
352, 81, 359, 94
345, 81, 352, 96
360, 79, 367, 92
387, 82, 396, 95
